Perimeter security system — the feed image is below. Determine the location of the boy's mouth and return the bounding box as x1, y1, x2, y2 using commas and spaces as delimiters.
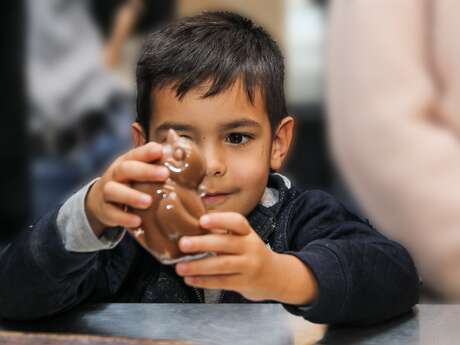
201, 192, 231, 206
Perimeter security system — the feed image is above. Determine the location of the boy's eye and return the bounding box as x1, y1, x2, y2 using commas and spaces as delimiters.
225, 133, 251, 145
179, 134, 192, 140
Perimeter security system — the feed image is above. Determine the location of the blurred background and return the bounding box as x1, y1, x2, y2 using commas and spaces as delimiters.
2, 0, 356, 240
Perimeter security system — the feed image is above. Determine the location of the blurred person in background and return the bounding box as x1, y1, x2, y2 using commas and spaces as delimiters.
327, 0, 460, 299
92, 0, 174, 70
27, 0, 173, 220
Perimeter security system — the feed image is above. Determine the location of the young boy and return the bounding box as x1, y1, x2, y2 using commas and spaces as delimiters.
0, 12, 418, 325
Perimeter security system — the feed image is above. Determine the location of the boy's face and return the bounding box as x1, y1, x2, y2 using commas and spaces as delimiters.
133, 80, 293, 216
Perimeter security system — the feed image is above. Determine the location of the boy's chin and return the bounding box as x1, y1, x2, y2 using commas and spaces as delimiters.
204, 205, 251, 217
204, 204, 233, 214
204, 205, 229, 213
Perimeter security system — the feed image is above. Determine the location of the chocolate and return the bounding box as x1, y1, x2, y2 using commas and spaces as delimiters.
129, 129, 209, 264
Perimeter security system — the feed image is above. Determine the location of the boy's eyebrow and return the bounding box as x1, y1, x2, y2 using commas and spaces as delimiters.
155, 121, 196, 134
154, 119, 262, 135
219, 119, 262, 131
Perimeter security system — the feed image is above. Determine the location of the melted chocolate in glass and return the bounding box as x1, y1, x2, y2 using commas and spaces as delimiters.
129, 129, 209, 264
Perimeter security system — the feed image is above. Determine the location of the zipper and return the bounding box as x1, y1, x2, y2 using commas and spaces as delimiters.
217, 290, 225, 303
192, 287, 203, 303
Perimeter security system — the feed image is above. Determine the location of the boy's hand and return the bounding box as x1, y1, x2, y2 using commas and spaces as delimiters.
175, 212, 318, 305
85, 142, 169, 236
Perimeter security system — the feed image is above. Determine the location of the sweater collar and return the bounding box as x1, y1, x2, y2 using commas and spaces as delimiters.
247, 173, 293, 242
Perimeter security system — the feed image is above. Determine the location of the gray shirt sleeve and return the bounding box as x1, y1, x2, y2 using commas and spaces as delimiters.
56, 179, 126, 252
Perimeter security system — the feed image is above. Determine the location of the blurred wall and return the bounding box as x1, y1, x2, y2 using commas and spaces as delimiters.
177, 0, 285, 50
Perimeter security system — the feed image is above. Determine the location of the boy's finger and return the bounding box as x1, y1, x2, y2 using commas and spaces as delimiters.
103, 181, 152, 209
104, 203, 141, 228
179, 234, 244, 254
122, 142, 163, 162
199, 212, 251, 235
176, 255, 244, 276
112, 160, 169, 183
184, 274, 240, 291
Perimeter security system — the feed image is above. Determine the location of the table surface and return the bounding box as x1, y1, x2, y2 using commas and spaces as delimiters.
0, 304, 457, 345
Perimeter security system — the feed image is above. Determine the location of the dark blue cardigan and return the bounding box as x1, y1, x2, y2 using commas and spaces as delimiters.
0, 174, 419, 324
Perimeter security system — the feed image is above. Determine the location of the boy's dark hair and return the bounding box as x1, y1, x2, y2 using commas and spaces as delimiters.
136, 11, 288, 137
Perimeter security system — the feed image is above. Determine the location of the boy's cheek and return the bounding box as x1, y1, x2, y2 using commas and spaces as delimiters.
227, 156, 270, 215
232, 161, 267, 187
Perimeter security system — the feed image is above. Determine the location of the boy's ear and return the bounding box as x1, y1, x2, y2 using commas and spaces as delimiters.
270, 116, 294, 171
131, 122, 146, 147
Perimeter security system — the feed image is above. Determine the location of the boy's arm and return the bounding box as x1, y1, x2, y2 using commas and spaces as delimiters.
283, 191, 419, 325
174, 192, 417, 325
0, 143, 169, 321
0, 208, 110, 320
56, 179, 126, 252
0, 188, 136, 321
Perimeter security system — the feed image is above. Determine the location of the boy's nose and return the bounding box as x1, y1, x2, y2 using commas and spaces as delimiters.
208, 164, 225, 177
203, 146, 226, 177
